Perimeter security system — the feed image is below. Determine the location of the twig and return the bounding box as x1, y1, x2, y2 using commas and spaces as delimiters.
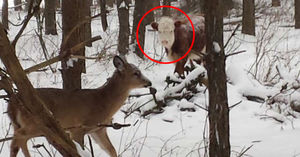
129, 93, 152, 98
225, 50, 246, 58
24, 35, 102, 73
0, 123, 11, 153
32, 143, 53, 157
237, 145, 253, 157
98, 123, 131, 130
194, 103, 208, 111
258, 114, 284, 123
229, 100, 242, 109
12, 0, 41, 47
0, 137, 13, 143
34, 30, 55, 73
224, 24, 240, 49
87, 136, 95, 157
61, 11, 110, 51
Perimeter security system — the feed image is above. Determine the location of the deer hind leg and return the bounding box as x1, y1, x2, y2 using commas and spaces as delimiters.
10, 136, 30, 157
90, 128, 117, 157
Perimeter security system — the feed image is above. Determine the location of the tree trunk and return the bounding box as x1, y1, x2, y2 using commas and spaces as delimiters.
132, 0, 156, 58
99, 0, 108, 31
2, 0, 8, 30
223, 0, 234, 15
242, 0, 255, 36
162, 0, 171, 16
56, 0, 61, 10
14, 0, 23, 11
296, 0, 300, 29
117, 0, 130, 55
45, 0, 57, 35
204, 0, 231, 156
0, 24, 80, 157
272, 0, 281, 7
61, 0, 86, 90
84, 0, 92, 47
107, 0, 114, 7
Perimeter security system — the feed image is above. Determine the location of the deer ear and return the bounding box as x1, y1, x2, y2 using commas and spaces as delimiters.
151, 22, 158, 30
113, 56, 125, 71
174, 21, 182, 28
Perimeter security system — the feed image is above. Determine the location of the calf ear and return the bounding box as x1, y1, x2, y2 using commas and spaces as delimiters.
174, 21, 182, 28
151, 22, 158, 30
113, 55, 125, 71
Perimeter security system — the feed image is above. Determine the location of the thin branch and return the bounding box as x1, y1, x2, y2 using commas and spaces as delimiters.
12, 0, 41, 47
33, 143, 53, 157
237, 145, 254, 157
87, 136, 95, 157
225, 50, 246, 58
24, 35, 102, 73
224, 24, 240, 49
229, 100, 242, 110
0, 137, 13, 143
61, 11, 110, 51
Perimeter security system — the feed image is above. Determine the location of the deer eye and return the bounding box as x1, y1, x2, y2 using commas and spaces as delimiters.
134, 71, 140, 77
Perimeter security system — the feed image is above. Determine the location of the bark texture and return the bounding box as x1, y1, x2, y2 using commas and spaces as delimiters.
61, 0, 86, 90
117, 0, 130, 54
2, 0, 8, 30
99, 0, 108, 31
296, 0, 300, 28
45, 0, 57, 35
242, 0, 255, 36
204, 0, 231, 156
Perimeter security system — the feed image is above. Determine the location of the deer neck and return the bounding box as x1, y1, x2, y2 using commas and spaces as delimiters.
98, 71, 131, 115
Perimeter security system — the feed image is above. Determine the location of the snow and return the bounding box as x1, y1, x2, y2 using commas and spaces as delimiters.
213, 41, 221, 53
1, 1, 300, 157
118, 1, 127, 9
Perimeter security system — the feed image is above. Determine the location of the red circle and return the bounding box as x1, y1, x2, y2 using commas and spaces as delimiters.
136, 5, 195, 64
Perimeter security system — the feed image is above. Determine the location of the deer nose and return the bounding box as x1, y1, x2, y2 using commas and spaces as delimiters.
145, 81, 152, 87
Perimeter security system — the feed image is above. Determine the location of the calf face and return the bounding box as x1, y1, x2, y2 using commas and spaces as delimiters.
151, 17, 182, 50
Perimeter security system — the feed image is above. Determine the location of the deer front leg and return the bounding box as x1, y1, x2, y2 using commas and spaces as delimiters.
90, 128, 117, 157
70, 130, 85, 150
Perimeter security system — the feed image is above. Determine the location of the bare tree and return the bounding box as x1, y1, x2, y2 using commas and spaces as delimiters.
132, 0, 157, 58
117, 0, 130, 55
45, 0, 57, 35
242, 0, 255, 36
0, 23, 80, 157
56, 0, 61, 9
61, 0, 86, 90
14, 0, 23, 11
204, 0, 230, 156
99, 0, 108, 31
2, 0, 8, 30
84, 0, 92, 47
272, 0, 281, 7
296, 0, 300, 29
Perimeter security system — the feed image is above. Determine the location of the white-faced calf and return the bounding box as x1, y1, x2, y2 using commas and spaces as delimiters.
151, 15, 206, 77
8, 56, 152, 157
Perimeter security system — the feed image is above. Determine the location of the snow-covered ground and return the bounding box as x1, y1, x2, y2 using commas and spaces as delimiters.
1, 1, 300, 157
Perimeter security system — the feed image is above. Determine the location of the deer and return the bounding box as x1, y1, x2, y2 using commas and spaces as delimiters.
7, 55, 152, 157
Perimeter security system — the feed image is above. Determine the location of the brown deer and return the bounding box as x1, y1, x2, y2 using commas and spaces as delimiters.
8, 56, 152, 157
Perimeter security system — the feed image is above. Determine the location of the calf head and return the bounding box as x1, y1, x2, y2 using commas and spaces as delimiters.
151, 17, 183, 50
